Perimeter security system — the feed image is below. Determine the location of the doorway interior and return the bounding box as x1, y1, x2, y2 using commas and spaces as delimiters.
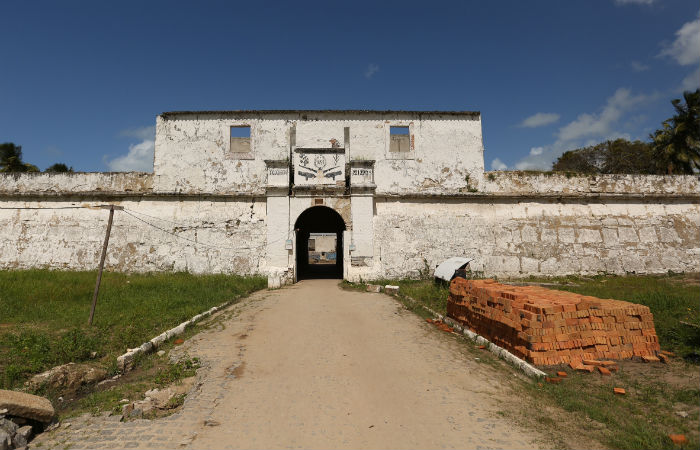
295, 206, 345, 279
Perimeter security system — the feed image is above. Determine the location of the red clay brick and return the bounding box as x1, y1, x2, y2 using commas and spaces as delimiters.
597, 366, 612, 376
669, 434, 687, 445
613, 387, 626, 395
446, 279, 661, 367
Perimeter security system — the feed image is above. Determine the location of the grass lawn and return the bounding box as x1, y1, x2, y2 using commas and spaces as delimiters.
348, 273, 700, 449
0, 270, 266, 389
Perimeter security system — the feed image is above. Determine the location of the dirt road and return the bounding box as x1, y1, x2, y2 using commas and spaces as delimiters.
35, 280, 541, 449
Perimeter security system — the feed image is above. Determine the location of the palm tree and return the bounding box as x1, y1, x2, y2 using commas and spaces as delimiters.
651, 89, 700, 174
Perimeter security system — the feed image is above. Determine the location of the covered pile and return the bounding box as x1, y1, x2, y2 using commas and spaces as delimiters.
447, 278, 660, 366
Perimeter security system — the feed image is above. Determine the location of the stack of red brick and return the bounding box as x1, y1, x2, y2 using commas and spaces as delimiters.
447, 278, 661, 366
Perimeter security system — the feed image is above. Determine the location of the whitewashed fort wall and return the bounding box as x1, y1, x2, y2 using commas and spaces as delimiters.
0, 110, 698, 280
0, 171, 697, 279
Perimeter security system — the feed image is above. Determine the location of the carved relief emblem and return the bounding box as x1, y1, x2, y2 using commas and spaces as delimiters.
297, 151, 343, 182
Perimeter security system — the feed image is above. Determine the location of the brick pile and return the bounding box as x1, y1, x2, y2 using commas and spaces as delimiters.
447, 278, 661, 366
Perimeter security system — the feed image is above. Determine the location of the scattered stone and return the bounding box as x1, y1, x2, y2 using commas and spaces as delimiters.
384, 285, 399, 295
90, 351, 97, 359
25, 363, 107, 393
43, 421, 60, 432
204, 419, 220, 427
0, 390, 55, 424
0, 429, 10, 450
119, 399, 129, 404
0, 418, 18, 436
366, 284, 381, 293
157, 350, 166, 357
12, 426, 32, 448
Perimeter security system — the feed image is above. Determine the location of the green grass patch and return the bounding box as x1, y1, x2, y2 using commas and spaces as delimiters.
0, 269, 266, 389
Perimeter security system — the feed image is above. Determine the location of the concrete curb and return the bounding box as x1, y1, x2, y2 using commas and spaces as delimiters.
116, 300, 234, 373
396, 293, 546, 379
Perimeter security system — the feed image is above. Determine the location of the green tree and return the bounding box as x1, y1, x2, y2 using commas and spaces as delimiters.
0, 142, 39, 173
650, 89, 700, 174
553, 139, 659, 174
45, 163, 74, 173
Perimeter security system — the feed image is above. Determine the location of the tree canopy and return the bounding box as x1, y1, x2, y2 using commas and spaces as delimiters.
650, 89, 700, 174
45, 163, 74, 173
0, 143, 39, 173
553, 139, 660, 174
553, 89, 700, 175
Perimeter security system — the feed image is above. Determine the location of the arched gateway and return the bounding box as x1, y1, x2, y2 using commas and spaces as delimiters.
294, 206, 346, 279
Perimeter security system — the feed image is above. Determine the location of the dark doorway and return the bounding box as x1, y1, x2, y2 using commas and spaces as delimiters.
295, 206, 345, 279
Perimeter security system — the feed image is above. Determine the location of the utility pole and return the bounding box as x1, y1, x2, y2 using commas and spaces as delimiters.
88, 205, 123, 326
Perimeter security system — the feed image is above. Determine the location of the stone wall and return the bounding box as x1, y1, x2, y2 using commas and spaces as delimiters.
0, 172, 152, 197
0, 171, 697, 280
0, 197, 265, 274
481, 172, 700, 197
368, 197, 699, 279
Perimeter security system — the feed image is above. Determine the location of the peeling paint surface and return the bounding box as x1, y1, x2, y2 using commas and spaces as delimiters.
0, 111, 698, 281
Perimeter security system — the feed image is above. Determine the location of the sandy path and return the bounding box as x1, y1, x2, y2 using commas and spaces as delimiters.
34, 280, 540, 449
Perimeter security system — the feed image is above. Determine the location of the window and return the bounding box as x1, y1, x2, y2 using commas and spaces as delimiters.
230, 126, 252, 157
389, 126, 410, 153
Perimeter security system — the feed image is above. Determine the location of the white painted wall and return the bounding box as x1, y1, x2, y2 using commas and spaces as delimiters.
0, 112, 698, 282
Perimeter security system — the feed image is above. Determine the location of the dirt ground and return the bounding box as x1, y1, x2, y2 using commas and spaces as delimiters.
33, 279, 544, 449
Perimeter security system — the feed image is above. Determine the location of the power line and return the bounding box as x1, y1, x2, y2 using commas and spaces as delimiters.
121, 209, 286, 252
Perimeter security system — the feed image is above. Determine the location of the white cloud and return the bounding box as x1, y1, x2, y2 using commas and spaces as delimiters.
681, 66, 700, 91
514, 88, 650, 170
658, 12, 700, 91
106, 127, 155, 172
659, 12, 700, 66
119, 125, 156, 141
518, 112, 560, 128
614, 0, 655, 5
490, 158, 508, 171
630, 61, 650, 72
107, 140, 154, 172
364, 63, 379, 79
557, 88, 647, 142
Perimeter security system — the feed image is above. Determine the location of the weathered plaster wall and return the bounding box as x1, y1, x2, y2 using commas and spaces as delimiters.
0, 172, 152, 197
482, 172, 700, 197
154, 111, 485, 196
363, 198, 700, 280
0, 198, 265, 274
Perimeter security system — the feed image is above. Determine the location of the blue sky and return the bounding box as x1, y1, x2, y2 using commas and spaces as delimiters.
1, 0, 698, 172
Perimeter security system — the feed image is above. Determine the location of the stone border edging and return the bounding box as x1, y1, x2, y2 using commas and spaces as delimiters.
392, 292, 546, 379
116, 301, 233, 372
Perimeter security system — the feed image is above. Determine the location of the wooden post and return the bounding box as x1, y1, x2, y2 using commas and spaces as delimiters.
88, 205, 123, 326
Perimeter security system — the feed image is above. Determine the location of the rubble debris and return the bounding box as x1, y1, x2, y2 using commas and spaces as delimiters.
25, 363, 107, 394
613, 387, 626, 395
447, 279, 661, 366
0, 390, 54, 424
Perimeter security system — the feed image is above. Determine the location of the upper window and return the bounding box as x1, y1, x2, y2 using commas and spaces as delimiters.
230, 126, 253, 158
389, 126, 410, 153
